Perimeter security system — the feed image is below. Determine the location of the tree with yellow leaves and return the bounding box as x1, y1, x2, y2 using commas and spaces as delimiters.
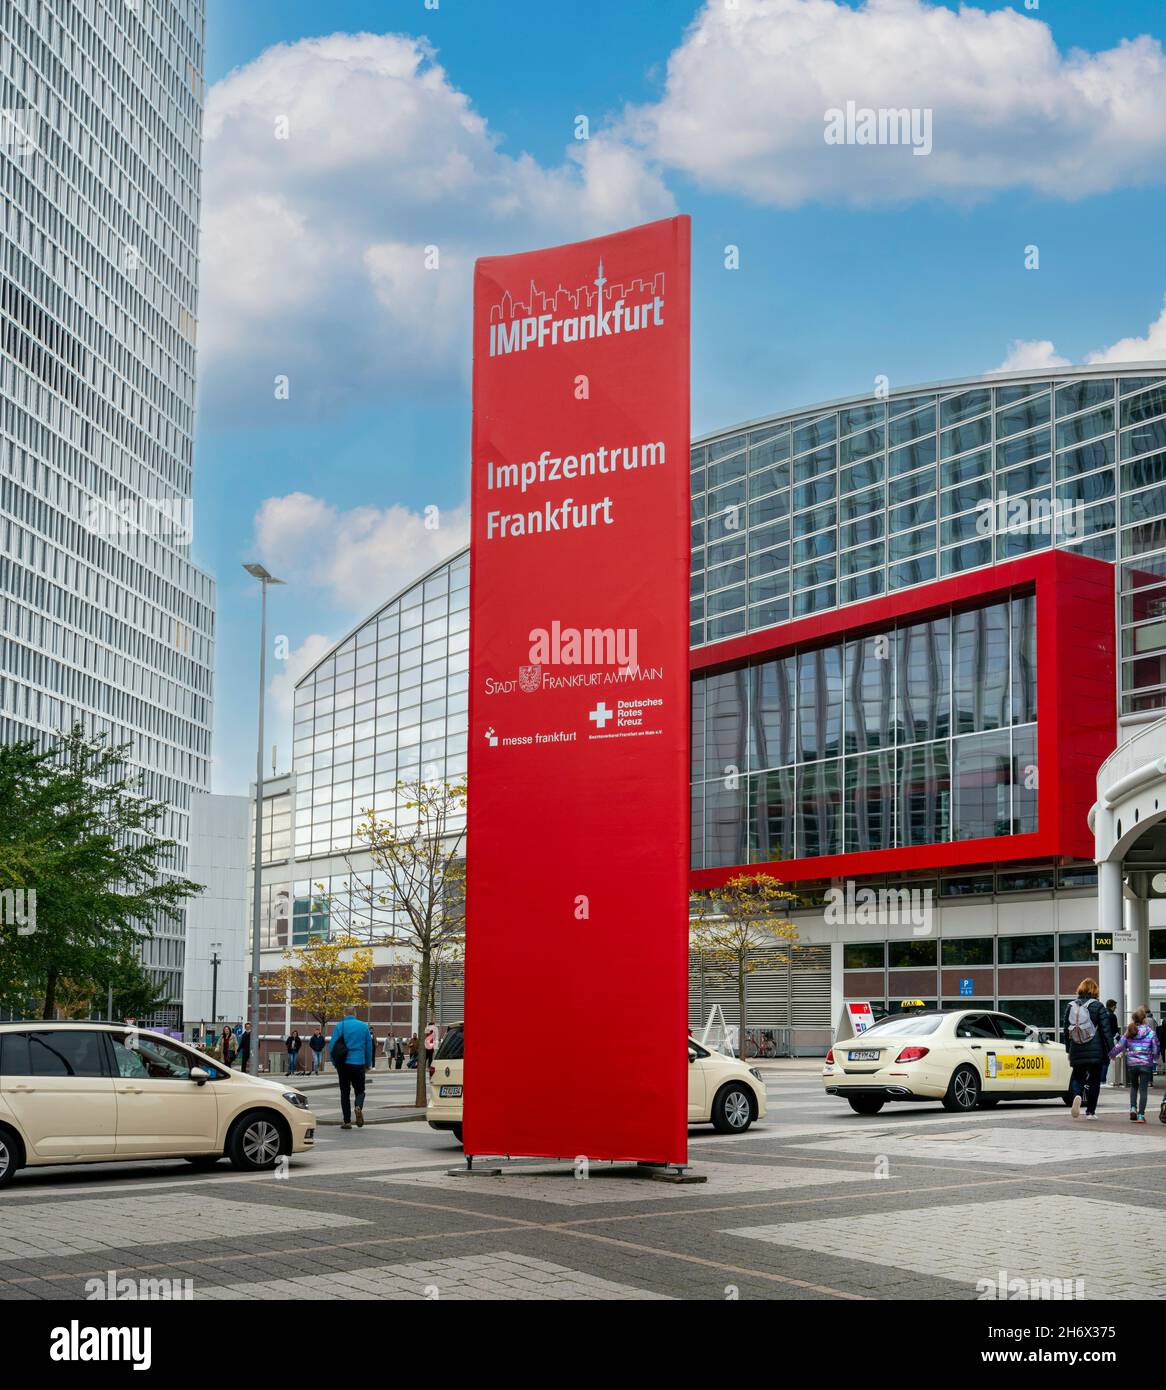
276, 933, 374, 1037
690, 871, 801, 1056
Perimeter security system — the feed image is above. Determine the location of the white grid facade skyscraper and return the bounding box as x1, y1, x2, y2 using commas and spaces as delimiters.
0, 0, 214, 1011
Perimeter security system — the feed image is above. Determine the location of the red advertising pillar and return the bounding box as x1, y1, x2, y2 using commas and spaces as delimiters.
466, 216, 691, 1162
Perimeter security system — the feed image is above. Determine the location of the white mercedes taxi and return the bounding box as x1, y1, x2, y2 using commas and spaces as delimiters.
822, 1008, 1073, 1115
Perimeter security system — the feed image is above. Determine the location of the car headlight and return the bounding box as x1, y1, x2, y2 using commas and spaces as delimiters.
749, 1068, 764, 1083
282, 1091, 309, 1109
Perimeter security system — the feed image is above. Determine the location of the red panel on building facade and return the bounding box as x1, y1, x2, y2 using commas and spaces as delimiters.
689, 549, 1115, 888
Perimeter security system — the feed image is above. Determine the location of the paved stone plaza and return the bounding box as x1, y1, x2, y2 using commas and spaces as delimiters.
2, 1061, 1164, 1301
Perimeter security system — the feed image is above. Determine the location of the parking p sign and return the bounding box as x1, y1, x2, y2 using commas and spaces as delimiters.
959, 978, 973, 997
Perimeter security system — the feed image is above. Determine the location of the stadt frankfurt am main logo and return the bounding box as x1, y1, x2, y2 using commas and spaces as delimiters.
518, 664, 542, 693
483, 623, 665, 697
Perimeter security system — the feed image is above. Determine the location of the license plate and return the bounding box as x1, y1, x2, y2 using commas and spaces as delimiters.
848, 1050, 880, 1062
439, 1085, 462, 1098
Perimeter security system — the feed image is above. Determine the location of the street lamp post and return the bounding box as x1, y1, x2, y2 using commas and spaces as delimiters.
209, 945, 222, 1024
244, 562, 285, 1074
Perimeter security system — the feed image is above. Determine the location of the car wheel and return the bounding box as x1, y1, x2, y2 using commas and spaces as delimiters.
226, 1112, 289, 1172
978, 1096, 1001, 1109
184, 1155, 223, 1168
942, 1064, 981, 1112
0, 1126, 21, 1188
846, 1096, 885, 1115
711, 1084, 754, 1134
452, 1124, 463, 1145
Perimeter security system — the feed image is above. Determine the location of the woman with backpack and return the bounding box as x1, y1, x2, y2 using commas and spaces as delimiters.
1064, 977, 1115, 1119
1109, 1007, 1161, 1124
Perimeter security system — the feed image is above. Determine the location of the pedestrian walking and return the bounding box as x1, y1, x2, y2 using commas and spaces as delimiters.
309, 1028, 326, 1075
394, 1035, 404, 1070
329, 1007, 374, 1129
1100, 999, 1121, 1086
406, 1032, 419, 1069
424, 1020, 436, 1066
1109, 1008, 1161, 1123
219, 1025, 237, 1067
286, 1029, 302, 1077
384, 1030, 395, 1063
1064, 977, 1115, 1119
239, 1022, 252, 1073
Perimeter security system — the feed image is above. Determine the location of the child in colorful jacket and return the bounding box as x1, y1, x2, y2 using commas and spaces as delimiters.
1109, 1008, 1161, 1123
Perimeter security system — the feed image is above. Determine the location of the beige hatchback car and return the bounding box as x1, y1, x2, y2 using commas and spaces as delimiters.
427, 1024, 767, 1142
0, 1021, 316, 1186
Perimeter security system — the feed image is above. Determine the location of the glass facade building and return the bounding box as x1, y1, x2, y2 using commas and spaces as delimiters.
0, 0, 215, 1006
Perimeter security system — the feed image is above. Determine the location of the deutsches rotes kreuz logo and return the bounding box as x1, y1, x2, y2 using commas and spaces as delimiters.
488, 260, 665, 357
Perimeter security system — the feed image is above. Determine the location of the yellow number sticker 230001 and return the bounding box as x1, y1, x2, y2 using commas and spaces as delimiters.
986, 1053, 1051, 1079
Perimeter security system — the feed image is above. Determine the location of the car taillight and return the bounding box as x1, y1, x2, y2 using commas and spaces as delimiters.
428, 1065, 435, 1078
825, 1048, 834, 1063
895, 1046, 929, 1062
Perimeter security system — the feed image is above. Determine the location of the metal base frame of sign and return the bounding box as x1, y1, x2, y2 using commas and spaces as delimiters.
446, 1156, 705, 1182
447, 1153, 503, 1177
638, 1162, 707, 1185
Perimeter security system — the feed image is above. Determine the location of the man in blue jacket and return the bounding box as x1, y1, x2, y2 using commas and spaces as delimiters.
329, 1008, 374, 1129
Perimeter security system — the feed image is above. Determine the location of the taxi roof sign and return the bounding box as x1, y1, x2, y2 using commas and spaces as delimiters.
898, 999, 926, 1010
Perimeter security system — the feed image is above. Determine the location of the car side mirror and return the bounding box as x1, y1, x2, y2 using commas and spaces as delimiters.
688, 1053, 696, 1064
190, 1067, 209, 1086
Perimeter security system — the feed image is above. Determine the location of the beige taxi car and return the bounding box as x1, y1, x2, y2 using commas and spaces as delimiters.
427, 1024, 767, 1142
0, 1021, 316, 1186
822, 1007, 1073, 1114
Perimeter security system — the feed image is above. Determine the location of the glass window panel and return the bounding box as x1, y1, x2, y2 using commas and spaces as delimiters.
749, 433, 791, 471
749, 464, 788, 496
707, 536, 747, 566
1057, 435, 1114, 480
942, 475, 993, 518
793, 476, 835, 510
707, 559, 747, 591
751, 657, 796, 769
996, 428, 1050, 471
1010, 595, 1037, 724
792, 530, 836, 563
1123, 484, 1166, 527
749, 546, 790, 577
845, 633, 895, 751
1121, 376, 1166, 398
708, 479, 747, 513
941, 537, 993, 574
996, 458, 1051, 497
889, 394, 936, 418
839, 426, 885, 467
1011, 723, 1038, 833
794, 584, 837, 616
748, 521, 791, 553
889, 468, 937, 506
888, 437, 936, 477
793, 444, 836, 484
749, 571, 791, 603
941, 937, 994, 964
1122, 448, 1166, 493
998, 934, 1053, 964
839, 485, 884, 520
890, 554, 937, 588
709, 434, 746, 462
941, 416, 992, 459
840, 514, 884, 548
798, 759, 842, 857
704, 777, 748, 867
1121, 383, 1166, 427
890, 496, 937, 532
704, 668, 748, 773
840, 540, 885, 575
941, 389, 991, 428
706, 584, 747, 616
940, 448, 991, 489
707, 612, 747, 642
751, 767, 795, 861
1056, 406, 1113, 451
794, 557, 836, 589
953, 603, 1010, 734
1055, 469, 1115, 506
888, 405, 936, 447
952, 729, 1011, 840
797, 645, 842, 761
897, 741, 951, 846
750, 600, 791, 628
793, 414, 836, 454
898, 617, 950, 742
1056, 378, 1113, 418
747, 492, 791, 530
1121, 419, 1166, 460
840, 457, 884, 493
888, 524, 936, 560
840, 402, 884, 435
996, 393, 1050, 439
840, 571, 885, 604
845, 752, 895, 852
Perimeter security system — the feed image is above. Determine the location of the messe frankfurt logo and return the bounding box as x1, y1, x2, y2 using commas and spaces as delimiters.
488, 260, 665, 357
484, 727, 498, 747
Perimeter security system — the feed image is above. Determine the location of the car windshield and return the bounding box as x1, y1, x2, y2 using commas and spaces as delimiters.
435, 1027, 463, 1061
855, 1012, 945, 1038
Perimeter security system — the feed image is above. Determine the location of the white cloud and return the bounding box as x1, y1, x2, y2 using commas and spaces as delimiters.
198, 33, 673, 420
992, 296, 1166, 373
1085, 295, 1166, 364
990, 339, 1072, 374
624, 0, 1166, 207
252, 492, 469, 611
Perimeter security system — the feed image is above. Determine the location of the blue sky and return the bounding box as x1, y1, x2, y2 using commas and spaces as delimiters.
195, 0, 1166, 792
